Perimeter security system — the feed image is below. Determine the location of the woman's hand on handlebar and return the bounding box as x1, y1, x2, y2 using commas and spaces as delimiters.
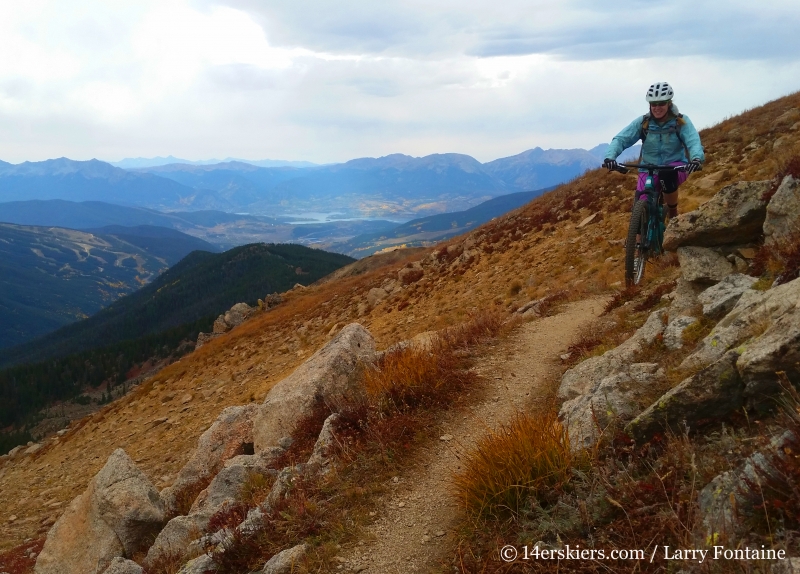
603, 158, 618, 171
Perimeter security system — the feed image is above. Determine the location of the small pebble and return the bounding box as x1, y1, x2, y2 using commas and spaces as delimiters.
439, 434, 453, 442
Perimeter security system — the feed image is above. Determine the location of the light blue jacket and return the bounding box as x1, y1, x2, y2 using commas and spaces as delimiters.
605, 104, 705, 165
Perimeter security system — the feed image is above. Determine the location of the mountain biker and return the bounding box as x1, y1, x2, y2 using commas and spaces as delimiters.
603, 81, 705, 218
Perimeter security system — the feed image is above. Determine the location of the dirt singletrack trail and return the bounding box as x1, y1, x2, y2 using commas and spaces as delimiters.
339, 297, 607, 573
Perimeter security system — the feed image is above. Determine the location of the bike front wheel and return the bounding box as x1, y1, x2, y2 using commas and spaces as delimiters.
625, 200, 649, 287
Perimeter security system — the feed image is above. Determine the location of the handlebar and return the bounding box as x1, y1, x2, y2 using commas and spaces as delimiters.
607, 162, 700, 175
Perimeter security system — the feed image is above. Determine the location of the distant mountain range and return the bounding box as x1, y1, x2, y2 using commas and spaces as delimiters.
0, 144, 640, 219
0, 223, 215, 349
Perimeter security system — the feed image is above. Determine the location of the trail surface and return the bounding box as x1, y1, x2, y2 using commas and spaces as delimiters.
339, 297, 606, 573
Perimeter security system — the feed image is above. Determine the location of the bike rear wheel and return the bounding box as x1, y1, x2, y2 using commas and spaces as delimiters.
625, 200, 649, 287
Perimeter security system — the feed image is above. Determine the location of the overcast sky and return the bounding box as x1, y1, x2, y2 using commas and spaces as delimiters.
1, 0, 799, 164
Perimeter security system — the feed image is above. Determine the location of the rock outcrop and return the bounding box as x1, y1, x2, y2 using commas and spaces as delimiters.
677, 246, 734, 283
35, 449, 164, 574
696, 273, 758, 319
558, 310, 666, 402
252, 323, 375, 452
626, 350, 744, 442
698, 430, 798, 542
663, 180, 770, 251
197, 301, 260, 348
764, 175, 800, 247
161, 404, 259, 516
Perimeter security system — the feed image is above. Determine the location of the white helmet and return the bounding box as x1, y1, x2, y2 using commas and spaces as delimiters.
646, 81, 674, 102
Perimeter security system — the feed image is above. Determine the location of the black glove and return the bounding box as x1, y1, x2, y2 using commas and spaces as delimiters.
603, 158, 618, 171
685, 159, 702, 174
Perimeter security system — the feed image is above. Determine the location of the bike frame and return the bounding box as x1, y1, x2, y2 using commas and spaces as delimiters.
615, 162, 687, 256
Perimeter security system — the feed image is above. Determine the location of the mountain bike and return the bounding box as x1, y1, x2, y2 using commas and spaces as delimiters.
609, 162, 693, 287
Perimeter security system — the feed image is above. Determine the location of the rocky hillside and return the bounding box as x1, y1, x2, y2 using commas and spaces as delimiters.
0, 91, 797, 573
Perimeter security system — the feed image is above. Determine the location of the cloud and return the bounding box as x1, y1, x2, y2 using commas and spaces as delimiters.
0, 0, 798, 165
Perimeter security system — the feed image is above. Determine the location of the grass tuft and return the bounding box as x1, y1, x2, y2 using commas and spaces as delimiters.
453, 411, 574, 522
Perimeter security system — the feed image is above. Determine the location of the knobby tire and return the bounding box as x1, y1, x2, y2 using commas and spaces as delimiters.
625, 200, 649, 287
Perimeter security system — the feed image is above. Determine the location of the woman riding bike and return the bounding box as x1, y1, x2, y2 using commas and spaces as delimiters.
603, 81, 705, 218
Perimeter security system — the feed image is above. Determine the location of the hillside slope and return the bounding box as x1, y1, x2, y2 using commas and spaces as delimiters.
0, 90, 797, 562
0, 223, 173, 349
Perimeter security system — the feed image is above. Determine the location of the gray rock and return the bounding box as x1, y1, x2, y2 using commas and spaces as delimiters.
560, 363, 665, 451
626, 350, 744, 442
196, 332, 221, 349
764, 175, 800, 247
266, 467, 302, 509
736, 296, 800, 409
143, 515, 200, 569
680, 276, 800, 372
162, 404, 258, 515
35, 484, 124, 574
177, 554, 217, 574
102, 557, 143, 574
398, 263, 424, 285
212, 316, 230, 334
92, 449, 165, 557
698, 430, 797, 542
261, 543, 308, 574
306, 413, 340, 473
35, 449, 162, 574
253, 323, 375, 452
190, 463, 270, 520
697, 273, 758, 319
663, 315, 698, 350
677, 246, 734, 284
668, 278, 704, 317
558, 310, 666, 401
663, 180, 770, 251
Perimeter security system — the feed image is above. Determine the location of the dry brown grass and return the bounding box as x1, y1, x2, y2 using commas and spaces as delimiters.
453, 411, 575, 522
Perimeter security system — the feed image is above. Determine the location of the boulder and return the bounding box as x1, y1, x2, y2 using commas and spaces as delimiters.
189, 463, 272, 521
102, 557, 143, 574
736, 298, 800, 409
212, 316, 230, 334
560, 363, 665, 451
261, 544, 308, 574
142, 515, 200, 570
677, 246, 734, 284
398, 263, 424, 285
36, 449, 162, 574
626, 350, 744, 442
558, 310, 666, 401
162, 404, 259, 515
697, 273, 758, 319
663, 315, 698, 350
252, 323, 375, 452
35, 488, 124, 574
764, 175, 800, 247
680, 276, 800, 372
92, 449, 166, 557
663, 180, 770, 251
